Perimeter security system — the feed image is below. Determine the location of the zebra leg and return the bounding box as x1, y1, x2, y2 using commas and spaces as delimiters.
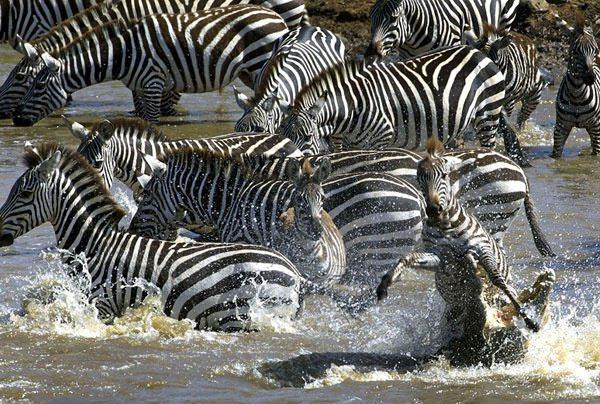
160, 90, 182, 116
134, 82, 165, 123
499, 113, 531, 167
588, 127, 600, 156
504, 101, 516, 119
517, 84, 543, 131
376, 252, 440, 301
475, 252, 540, 332
551, 119, 574, 158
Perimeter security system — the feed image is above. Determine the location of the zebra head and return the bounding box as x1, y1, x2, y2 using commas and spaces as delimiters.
234, 87, 285, 133
279, 157, 346, 283
68, 117, 117, 189
0, 36, 43, 119
13, 52, 67, 127
128, 154, 183, 241
366, 0, 411, 59
0, 144, 61, 247
277, 92, 330, 155
568, 25, 599, 86
417, 137, 462, 224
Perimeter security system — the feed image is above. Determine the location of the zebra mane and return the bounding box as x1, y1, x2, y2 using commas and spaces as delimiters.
292, 59, 363, 110
92, 118, 171, 142
425, 136, 444, 160
53, 17, 135, 56
23, 142, 126, 224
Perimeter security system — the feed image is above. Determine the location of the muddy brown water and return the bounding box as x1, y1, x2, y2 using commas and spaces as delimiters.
0, 46, 598, 401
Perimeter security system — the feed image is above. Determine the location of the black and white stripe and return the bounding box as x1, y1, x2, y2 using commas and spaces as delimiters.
376, 138, 552, 365
276, 46, 507, 155
66, 117, 302, 197
464, 25, 547, 130
552, 24, 600, 157
13, 6, 289, 125
128, 150, 347, 286
71, 119, 426, 287
234, 25, 346, 133
0, 0, 307, 42
0, 143, 303, 331
366, 0, 520, 58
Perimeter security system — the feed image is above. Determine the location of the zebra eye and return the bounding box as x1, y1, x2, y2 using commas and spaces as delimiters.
20, 188, 33, 197
35, 80, 47, 89
15, 72, 25, 80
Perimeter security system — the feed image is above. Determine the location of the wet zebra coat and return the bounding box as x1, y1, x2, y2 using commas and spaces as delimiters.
248, 148, 554, 257
366, 0, 519, 58
0, 0, 307, 42
0, 143, 303, 331
129, 150, 347, 286
276, 45, 506, 154
552, 25, 600, 158
235, 25, 346, 133
13, 6, 289, 125
67, 117, 302, 197
71, 119, 426, 286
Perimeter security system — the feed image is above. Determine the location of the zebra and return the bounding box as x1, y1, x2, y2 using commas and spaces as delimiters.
0, 0, 308, 42
234, 25, 346, 133
69, 117, 553, 271
0, 142, 304, 332
376, 137, 555, 367
365, 0, 520, 59
12, 6, 290, 125
128, 150, 347, 287
248, 149, 554, 257
463, 24, 550, 131
551, 23, 600, 157
0, 0, 310, 118
63, 116, 302, 198
66, 118, 427, 287
275, 46, 530, 166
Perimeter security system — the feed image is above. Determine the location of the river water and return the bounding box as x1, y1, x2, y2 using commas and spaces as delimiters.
0, 46, 598, 401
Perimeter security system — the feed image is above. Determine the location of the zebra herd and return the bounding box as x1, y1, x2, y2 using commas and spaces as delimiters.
0, 0, 596, 367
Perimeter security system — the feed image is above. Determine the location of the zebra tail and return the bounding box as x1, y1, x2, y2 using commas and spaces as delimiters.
523, 189, 556, 257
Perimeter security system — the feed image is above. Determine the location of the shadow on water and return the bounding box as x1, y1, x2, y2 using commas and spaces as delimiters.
259, 352, 429, 387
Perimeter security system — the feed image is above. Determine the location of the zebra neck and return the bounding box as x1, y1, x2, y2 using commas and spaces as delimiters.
36, 0, 95, 32
112, 132, 170, 189
50, 174, 124, 254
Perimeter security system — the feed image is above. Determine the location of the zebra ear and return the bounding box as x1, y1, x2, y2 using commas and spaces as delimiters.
142, 153, 167, 177
97, 120, 115, 142
285, 158, 303, 182
308, 92, 328, 118
62, 115, 90, 142
462, 25, 478, 46
37, 151, 61, 181
137, 174, 152, 189
233, 86, 252, 111
311, 157, 332, 183
23, 141, 41, 158
41, 52, 60, 73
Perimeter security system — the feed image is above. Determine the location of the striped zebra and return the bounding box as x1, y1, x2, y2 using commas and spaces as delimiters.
275, 46, 530, 166
463, 24, 549, 130
63, 116, 302, 197
234, 25, 346, 133
0, 0, 307, 42
551, 23, 600, 157
66, 119, 425, 287
0, 143, 303, 332
366, 0, 520, 59
248, 148, 554, 257
376, 138, 555, 367
128, 150, 347, 286
13, 6, 289, 125
0, 0, 310, 118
